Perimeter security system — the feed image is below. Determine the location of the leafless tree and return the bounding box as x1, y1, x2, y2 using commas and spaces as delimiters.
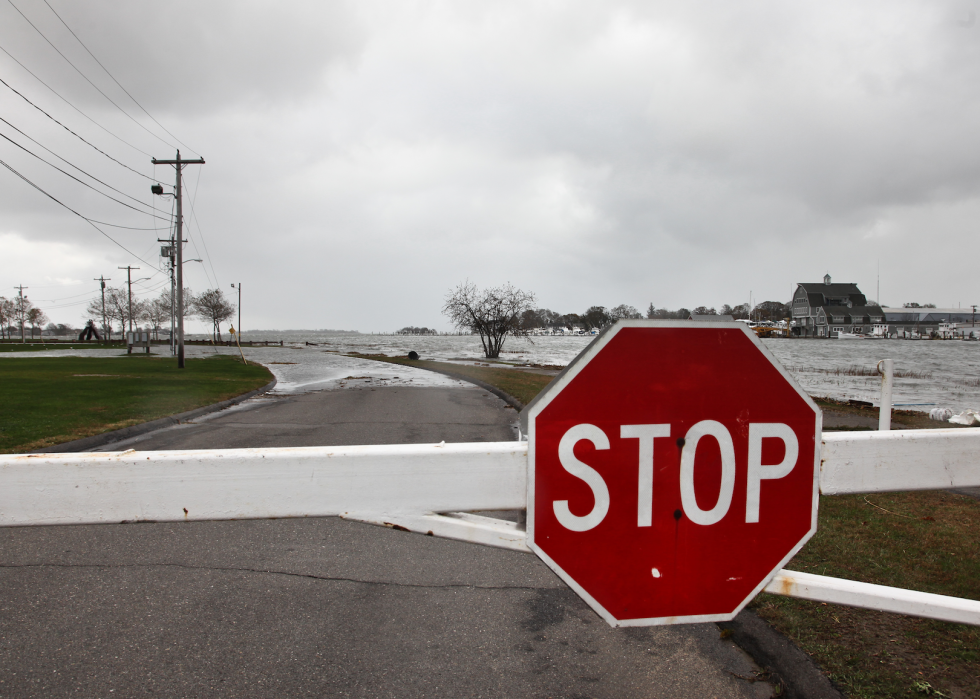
193, 288, 235, 342
85, 295, 113, 341
105, 287, 141, 336
609, 304, 643, 320
0, 297, 14, 339
442, 281, 535, 358
12, 293, 34, 341
27, 307, 48, 340
141, 297, 170, 340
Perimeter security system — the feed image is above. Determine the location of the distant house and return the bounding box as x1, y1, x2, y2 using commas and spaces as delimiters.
689, 314, 735, 322
792, 275, 980, 337
791, 275, 882, 337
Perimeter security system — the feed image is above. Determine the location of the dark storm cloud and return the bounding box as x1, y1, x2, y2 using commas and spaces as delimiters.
3, 0, 980, 330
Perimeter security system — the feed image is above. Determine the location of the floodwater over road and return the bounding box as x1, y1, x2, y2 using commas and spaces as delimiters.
234, 330, 980, 413
8, 330, 980, 412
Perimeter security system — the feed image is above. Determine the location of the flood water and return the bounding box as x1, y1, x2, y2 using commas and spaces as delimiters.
232, 330, 980, 413
8, 329, 980, 413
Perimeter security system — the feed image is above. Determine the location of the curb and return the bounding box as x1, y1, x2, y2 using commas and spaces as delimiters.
33, 378, 278, 454
718, 609, 843, 699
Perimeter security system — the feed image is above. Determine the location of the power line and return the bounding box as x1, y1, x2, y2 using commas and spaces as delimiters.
0, 75, 154, 180
0, 130, 173, 221
186, 166, 220, 288
6, 0, 179, 152
40, 0, 198, 156
0, 47, 151, 157
0, 156, 157, 267
0, 115, 170, 213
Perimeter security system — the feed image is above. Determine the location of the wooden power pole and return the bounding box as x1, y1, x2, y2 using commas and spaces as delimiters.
151, 151, 204, 368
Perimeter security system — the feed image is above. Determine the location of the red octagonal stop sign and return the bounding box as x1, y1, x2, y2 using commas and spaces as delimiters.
526, 320, 821, 626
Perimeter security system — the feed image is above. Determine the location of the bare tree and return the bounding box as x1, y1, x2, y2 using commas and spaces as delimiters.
193, 288, 235, 342
0, 297, 14, 339
27, 307, 48, 339
442, 281, 535, 358
141, 297, 170, 340
85, 294, 113, 341
103, 287, 142, 336
12, 293, 34, 341
609, 304, 642, 320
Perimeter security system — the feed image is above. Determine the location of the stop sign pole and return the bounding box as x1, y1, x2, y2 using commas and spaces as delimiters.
525, 320, 821, 627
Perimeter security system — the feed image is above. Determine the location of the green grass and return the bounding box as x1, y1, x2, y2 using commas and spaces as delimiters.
352, 353, 980, 699
755, 491, 980, 698
0, 354, 273, 453
0, 341, 129, 352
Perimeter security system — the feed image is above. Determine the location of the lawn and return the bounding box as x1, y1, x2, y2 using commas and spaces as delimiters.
0, 341, 129, 352
0, 354, 273, 453
755, 491, 980, 699
354, 352, 980, 699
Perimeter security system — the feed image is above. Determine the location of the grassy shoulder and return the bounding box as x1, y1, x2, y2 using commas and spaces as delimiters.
754, 491, 980, 699
353, 353, 979, 699
0, 354, 273, 453
0, 341, 130, 353
346, 353, 555, 406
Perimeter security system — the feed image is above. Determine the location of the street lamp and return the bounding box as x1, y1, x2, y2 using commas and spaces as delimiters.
230, 283, 241, 336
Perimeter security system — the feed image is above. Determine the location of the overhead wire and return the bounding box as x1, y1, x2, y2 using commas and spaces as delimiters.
6, 0, 179, 152
0, 75, 154, 180
0, 131, 174, 221
0, 156, 158, 267
0, 47, 151, 157
40, 0, 198, 156
186, 166, 220, 288
0, 115, 171, 213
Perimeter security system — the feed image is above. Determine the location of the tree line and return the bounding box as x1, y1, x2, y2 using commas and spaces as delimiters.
0, 287, 237, 342
442, 281, 801, 359
81, 286, 237, 341
0, 295, 48, 340
517, 301, 793, 331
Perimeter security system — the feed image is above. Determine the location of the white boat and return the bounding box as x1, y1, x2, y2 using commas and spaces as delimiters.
836, 332, 865, 339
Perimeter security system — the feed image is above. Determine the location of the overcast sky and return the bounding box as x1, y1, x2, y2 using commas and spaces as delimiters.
2, 0, 979, 333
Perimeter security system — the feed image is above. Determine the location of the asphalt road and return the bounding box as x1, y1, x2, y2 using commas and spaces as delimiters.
0, 379, 773, 698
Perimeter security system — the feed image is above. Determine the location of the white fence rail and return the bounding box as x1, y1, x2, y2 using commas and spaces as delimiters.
2, 429, 978, 625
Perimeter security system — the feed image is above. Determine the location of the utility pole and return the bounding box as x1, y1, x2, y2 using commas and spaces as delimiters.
94, 276, 110, 342
118, 266, 140, 334
231, 283, 241, 336
14, 284, 27, 343
159, 238, 174, 354
152, 151, 205, 368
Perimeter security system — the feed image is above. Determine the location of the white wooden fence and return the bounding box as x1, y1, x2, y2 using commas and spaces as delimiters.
2, 428, 978, 626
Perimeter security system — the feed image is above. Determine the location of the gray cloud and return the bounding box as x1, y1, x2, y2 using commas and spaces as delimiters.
3, 0, 980, 331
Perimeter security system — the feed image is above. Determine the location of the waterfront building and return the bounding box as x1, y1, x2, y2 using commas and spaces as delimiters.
792, 275, 979, 338
791, 275, 880, 337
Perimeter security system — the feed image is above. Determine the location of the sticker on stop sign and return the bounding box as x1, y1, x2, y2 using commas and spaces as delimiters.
524, 320, 821, 627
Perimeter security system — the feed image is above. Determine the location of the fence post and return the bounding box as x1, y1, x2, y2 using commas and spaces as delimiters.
877, 358, 893, 431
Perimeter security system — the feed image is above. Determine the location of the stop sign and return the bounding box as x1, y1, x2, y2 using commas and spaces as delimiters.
526, 320, 820, 627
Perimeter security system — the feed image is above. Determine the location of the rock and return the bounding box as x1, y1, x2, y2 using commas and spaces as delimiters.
408, 351, 420, 360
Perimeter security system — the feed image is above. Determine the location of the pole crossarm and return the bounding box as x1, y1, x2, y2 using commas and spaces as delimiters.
151, 158, 205, 165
